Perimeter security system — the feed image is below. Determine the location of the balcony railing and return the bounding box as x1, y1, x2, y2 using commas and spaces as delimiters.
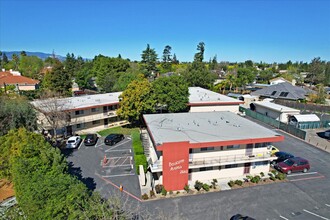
70, 111, 117, 124
150, 152, 275, 172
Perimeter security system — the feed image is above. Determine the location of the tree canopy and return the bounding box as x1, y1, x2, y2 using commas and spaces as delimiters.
140, 44, 158, 77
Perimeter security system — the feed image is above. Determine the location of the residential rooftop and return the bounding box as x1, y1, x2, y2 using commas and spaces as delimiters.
253, 101, 300, 113
189, 87, 243, 104
31, 92, 122, 112
143, 111, 281, 145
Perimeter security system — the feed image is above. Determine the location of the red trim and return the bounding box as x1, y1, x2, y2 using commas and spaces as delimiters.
188, 101, 244, 106
64, 102, 120, 112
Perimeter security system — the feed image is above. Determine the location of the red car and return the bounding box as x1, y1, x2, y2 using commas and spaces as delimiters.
275, 157, 310, 174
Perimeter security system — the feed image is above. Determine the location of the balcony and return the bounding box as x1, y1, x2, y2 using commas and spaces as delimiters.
149, 152, 276, 173
70, 111, 117, 124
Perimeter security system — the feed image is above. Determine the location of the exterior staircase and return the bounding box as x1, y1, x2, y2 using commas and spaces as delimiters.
140, 129, 150, 158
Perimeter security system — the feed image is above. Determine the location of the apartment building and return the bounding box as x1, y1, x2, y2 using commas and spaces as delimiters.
31, 92, 128, 135
188, 87, 244, 113
143, 111, 284, 191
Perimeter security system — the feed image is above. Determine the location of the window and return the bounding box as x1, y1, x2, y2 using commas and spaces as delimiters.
254, 161, 268, 166
92, 120, 100, 125
279, 92, 289, 97
75, 110, 84, 115
225, 164, 238, 169
255, 143, 267, 148
201, 147, 215, 152
200, 167, 213, 171
271, 91, 277, 96
76, 123, 82, 129
201, 147, 208, 152
227, 145, 239, 150
91, 108, 99, 112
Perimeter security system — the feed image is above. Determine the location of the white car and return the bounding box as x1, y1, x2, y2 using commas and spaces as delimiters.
66, 136, 82, 149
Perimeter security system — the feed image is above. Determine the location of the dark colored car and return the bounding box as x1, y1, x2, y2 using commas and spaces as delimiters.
84, 134, 98, 146
272, 151, 294, 164
275, 157, 310, 174
230, 214, 255, 220
104, 134, 124, 146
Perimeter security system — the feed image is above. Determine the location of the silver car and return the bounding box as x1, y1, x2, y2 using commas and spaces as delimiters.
66, 136, 82, 149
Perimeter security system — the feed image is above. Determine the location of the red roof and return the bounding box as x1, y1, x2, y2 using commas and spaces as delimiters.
0, 72, 40, 85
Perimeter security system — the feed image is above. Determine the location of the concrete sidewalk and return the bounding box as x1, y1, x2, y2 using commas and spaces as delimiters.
304, 129, 330, 153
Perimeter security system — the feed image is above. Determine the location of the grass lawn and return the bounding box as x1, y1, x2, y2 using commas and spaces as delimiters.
97, 126, 147, 174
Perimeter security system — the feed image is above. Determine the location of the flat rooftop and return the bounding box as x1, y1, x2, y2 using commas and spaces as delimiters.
189, 87, 243, 104
143, 111, 281, 145
31, 92, 122, 112
253, 101, 300, 113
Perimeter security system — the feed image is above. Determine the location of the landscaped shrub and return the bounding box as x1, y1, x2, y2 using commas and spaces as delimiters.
176, 191, 180, 194
169, 190, 173, 195
246, 175, 253, 181
234, 180, 243, 186
260, 172, 265, 177
155, 184, 164, 194
142, 193, 149, 200
251, 175, 261, 184
228, 180, 235, 187
161, 188, 167, 196
202, 183, 210, 192
271, 170, 278, 175
276, 172, 287, 180
194, 181, 203, 191
211, 179, 218, 188
184, 184, 190, 193
149, 190, 155, 198
270, 176, 276, 181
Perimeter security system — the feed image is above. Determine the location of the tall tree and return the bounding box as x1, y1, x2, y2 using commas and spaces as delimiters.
172, 53, 179, 64
194, 42, 205, 62
161, 45, 172, 73
0, 95, 37, 136
64, 53, 77, 77
12, 54, 19, 70
19, 55, 44, 79
209, 55, 218, 70
152, 75, 189, 113
117, 75, 156, 123
307, 57, 325, 86
42, 60, 72, 95
141, 44, 158, 77
20, 51, 27, 56
2, 53, 9, 67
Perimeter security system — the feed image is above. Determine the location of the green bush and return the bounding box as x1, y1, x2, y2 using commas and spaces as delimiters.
202, 183, 210, 192
161, 188, 167, 196
149, 190, 155, 198
228, 180, 235, 187
260, 172, 265, 177
155, 184, 164, 194
184, 184, 190, 193
141, 193, 149, 200
176, 191, 180, 194
134, 154, 147, 174
234, 180, 243, 186
246, 175, 253, 180
194, 181, 203, 191
251, 175, 261, 184
276, 172, 287, 180
270, 176, 276, 181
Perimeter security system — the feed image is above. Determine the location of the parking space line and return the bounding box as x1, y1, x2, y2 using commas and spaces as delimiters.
326, 204, 330, 207
289, 175, 325, 182
106, 149, 131, 152
303, 209, 330, 220
101, 173, 135, 178
102, 164, 132, 168
106, 139, 131, 151
288, 172, 318, 177
279, 215, 289, 220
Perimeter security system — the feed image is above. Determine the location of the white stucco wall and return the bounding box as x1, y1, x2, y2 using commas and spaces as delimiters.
255, 105, 299, 123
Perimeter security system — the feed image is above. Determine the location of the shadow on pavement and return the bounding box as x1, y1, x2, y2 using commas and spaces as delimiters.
68, 162, 96, 191
60, 148, 75, 158
316, 131, 329, 139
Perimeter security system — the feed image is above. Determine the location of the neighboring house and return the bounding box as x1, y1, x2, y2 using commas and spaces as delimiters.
289, 114, 321, 129
0, 70, 40, 91
143, 111, 284, 191
227, 93, 259, 107
251, 82, 312, 101
188, 87, 244, 113
250, 101, 300, 123
269, 77, 295, 86
31, 92, 128, 135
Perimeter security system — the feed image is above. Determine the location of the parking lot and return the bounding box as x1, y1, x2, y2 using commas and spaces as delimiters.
65, 134, 141, 199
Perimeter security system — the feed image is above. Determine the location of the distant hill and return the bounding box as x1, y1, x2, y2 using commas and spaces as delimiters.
2, 51, 66, 61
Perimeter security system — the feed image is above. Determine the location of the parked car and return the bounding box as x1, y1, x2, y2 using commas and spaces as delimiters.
269, 145, 279, 156
104, 134, 124, 146
66, 136, 82, 149
230, 214, 255, 220
84, 134, 98, 146
275, 157, 310, 174
272, 151, 294, 164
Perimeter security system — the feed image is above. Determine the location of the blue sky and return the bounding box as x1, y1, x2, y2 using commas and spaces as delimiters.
1, 0, 329, 63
